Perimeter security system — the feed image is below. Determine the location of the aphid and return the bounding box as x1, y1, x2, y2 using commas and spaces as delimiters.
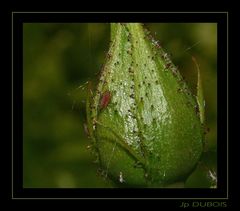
204, 127, 210, 135
156, 43, 161, 48
86, 145, 91, 150
100, 91, 111, 110
166, 63, 171, 69
163, 53, 168, 59
83, 123, 90, 138
133, 161, 142, 168
195, 105, 200, 114
92, 118, 97, 130
171, 66, 177, 74
119, 172, 125, 183
107, 52, 112, 59
208, 170, 217, 183
177, 88, 182, 92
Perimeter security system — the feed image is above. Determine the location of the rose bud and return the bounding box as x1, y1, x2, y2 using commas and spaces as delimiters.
86, 23, 204, 187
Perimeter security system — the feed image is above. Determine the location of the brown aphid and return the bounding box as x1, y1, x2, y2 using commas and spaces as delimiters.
204, 127, 210, 135
107, 52, 112, 59
166, 63, 171, 69
195, 105, 200, 114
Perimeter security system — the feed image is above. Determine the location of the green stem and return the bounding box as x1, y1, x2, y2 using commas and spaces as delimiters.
110, 23, 118, 42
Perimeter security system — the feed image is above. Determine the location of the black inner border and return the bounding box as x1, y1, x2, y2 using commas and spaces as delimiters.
12, 12, 227, 200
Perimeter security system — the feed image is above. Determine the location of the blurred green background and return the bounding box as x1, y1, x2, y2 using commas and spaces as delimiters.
23, 23, 217, 188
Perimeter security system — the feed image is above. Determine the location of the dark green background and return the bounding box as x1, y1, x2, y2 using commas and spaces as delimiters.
23, 23, 217, 188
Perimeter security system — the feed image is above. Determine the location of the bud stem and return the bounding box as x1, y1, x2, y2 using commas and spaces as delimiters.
110, 23, 118, 42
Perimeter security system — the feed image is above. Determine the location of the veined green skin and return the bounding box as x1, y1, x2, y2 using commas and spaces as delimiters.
87, 23, 203, 187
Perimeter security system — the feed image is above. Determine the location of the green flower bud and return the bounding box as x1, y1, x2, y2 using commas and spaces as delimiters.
86, 23, 204, 187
